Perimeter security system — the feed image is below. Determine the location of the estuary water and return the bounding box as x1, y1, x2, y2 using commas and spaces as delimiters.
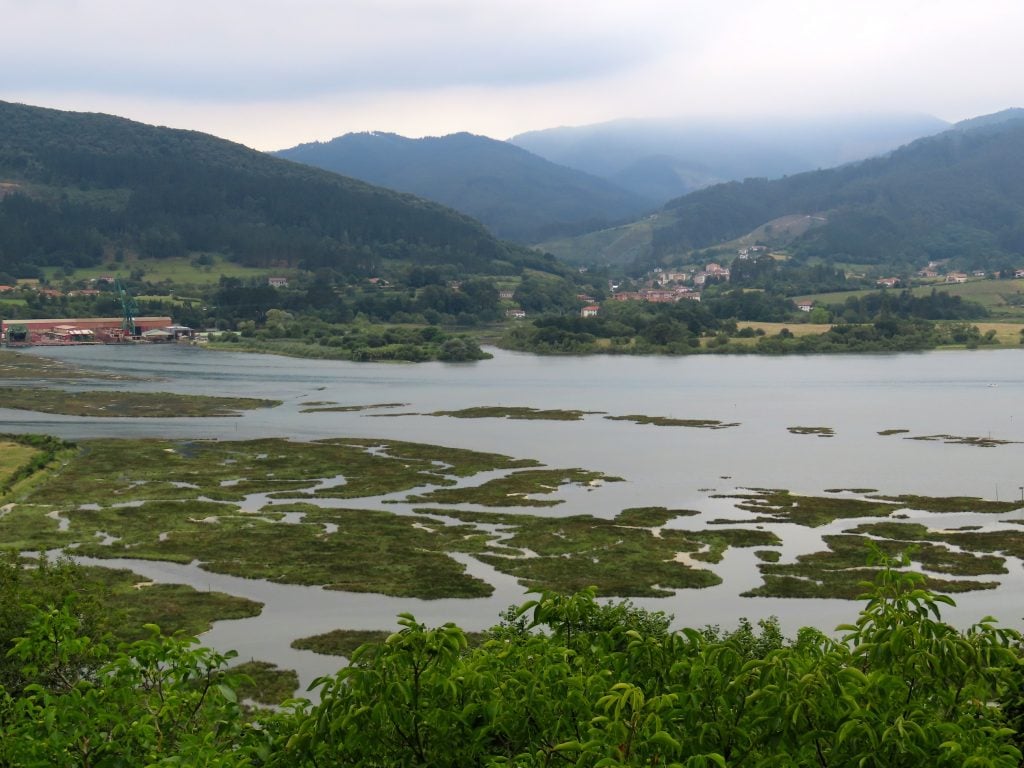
5, 344, 1024, 692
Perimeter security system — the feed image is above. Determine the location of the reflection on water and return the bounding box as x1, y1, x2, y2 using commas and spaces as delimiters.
6, 344, 1024, 687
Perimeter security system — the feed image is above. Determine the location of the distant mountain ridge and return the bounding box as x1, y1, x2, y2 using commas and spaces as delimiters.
0, 101, 552, 279
954, 108, 1024, 132
511, 114, 951, 202
273, 131, 653, 243
541, 109, 1024, 272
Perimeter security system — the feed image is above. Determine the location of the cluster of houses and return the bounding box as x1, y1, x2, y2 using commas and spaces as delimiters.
596, 262, 731, 313
0, 283, 65, 298
582, 249, 1024, 320
654, 262, 732, 288
915, 262, 1024, 282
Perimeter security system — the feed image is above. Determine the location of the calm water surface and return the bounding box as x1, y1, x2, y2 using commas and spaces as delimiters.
5, 345, 1024, 693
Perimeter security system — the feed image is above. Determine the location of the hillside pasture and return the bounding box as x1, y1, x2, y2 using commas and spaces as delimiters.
45, 254, 278, 288
796, 278, 1024, 319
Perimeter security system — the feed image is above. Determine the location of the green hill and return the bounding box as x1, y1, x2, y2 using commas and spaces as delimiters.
650, 111, 1024, 271
0, 102, 555, 279
511, 113, 949, 202
274, 131, 653, 243
544, 110, 1024, 273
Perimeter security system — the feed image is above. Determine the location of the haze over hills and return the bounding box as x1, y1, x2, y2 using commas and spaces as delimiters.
511, 113, 951, 203
0, 101, 556, 280
541, 109, 1024, 273
273, 131, 653, 243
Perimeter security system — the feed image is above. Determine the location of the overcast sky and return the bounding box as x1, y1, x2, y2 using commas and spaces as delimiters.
2, 0, 1022, 150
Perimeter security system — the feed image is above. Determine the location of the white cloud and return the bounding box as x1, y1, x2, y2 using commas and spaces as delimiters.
1, 0, 1022, 147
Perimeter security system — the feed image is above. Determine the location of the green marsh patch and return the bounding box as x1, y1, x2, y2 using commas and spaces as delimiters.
744, 534, 1003, 599
21, 437, 538, 507
787, 426, 835, 437
292, 628, 488, 659
437, 508, 772, 597
2, 437, 590, 599
605, 415, 740, 429
430, 406, 603, 421
0, 387, 279, 417
5, 498, 495, 599
715, 489, 900, 527
867, 494, 1023, 514
475, 515, 722, 596
84, 565, 263, 641
854, 520, 1024, 561
405, 468, 621, 507
904, 433, 1019, 447
292, 629, 393, 658
615, 506, 700, 527
300, 402, 407, 413
232, 662, 300, 707
712, 489, 1021, 529
0, 350, 120, 381
689, 528, 781, 563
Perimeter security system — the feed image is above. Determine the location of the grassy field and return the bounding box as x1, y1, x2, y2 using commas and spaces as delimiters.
735, 321, 833, 337
0, 441, 40, 487
45, 254, 278, 288
733, 319, 1023, 346
796, 278, 1024, 319
970, 322, 1024, 344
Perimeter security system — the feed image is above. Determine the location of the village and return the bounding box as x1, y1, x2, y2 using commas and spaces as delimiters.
533, 248, 1024, 320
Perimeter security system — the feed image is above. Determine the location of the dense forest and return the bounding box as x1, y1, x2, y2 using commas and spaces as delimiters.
2, 551, 1023, 766
0, 102, 557, 279
650, 113, 1024, 272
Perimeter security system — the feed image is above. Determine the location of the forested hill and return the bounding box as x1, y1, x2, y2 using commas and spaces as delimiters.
651, 110, 1024, 271
511, 113, 949, 203
274, 131, 653, 243
0, 101, 555, 278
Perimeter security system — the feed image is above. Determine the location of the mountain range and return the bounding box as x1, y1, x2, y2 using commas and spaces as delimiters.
3, 100, 1023, 285
541, 110, 1024, 272
275, 114, 948, 246
274, 132, 653, 243
510, 114, 950, 201
0, 101, 554, 280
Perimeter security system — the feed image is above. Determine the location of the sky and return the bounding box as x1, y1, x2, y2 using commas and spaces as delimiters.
2, 0, 1023, 151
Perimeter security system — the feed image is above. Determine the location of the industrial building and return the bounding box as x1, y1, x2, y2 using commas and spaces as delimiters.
0, 316, 177, 345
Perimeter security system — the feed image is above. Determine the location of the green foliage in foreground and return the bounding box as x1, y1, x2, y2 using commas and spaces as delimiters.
3, 556, 1024, 766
